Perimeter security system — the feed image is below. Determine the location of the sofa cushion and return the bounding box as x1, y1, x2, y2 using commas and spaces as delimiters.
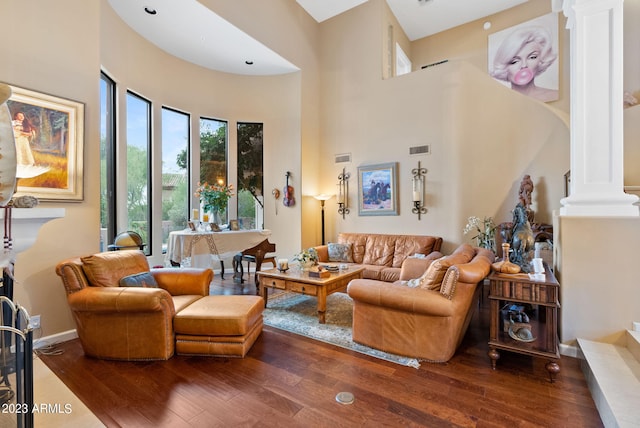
392, 235, 442, 268
119, 271, 158, 288
327, 242, 354, 262
338, 234, 368, 264
81, 250, 150, 288
440, 266, 460, 299
379, 267, 401, 282
362, 235, 395, 266
172, 295, 204, 313
361, 265, 385, 280
174, 295, 263, 336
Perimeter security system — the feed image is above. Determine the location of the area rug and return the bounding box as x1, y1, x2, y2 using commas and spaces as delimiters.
262, 291, 421, 368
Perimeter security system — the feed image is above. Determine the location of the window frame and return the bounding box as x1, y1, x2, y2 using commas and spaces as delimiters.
125, 90, 153, 255
100, 71, 117, 249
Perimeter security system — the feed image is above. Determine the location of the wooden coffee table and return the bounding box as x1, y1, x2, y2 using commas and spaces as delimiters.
257, 266, 364, 323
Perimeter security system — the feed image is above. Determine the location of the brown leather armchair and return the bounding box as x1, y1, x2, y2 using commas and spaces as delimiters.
56, 250, 213, 361
347, 245, 493, 362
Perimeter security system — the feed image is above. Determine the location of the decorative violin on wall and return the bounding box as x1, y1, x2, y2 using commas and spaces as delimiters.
283, 171, 295, 207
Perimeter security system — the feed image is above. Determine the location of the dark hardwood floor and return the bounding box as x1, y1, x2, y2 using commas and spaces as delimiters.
39, 273, 603, 427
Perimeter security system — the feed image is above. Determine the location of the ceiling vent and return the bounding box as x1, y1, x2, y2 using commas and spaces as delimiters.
409, 145, 430, 156
335, 153, 352, 164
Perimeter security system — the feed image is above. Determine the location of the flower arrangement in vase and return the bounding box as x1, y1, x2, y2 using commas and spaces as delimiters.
293, 247, 318, 271
194, 181, 234, 223
463, 216, 496, 252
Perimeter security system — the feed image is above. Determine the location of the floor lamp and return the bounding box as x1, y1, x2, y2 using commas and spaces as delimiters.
313, 194, 334, 245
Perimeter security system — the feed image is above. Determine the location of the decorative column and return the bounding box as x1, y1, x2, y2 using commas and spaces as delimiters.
557, 0, 638, 216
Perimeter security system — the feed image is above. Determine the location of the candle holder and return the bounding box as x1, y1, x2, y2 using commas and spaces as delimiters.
277, 258, 289, 273
411, 161, 427, 220
337, 168, 350, 219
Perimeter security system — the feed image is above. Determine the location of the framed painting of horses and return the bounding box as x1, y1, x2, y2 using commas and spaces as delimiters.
357, 162, 398, 216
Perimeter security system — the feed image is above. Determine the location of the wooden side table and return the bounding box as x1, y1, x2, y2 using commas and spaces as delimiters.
487, 265, 561, 382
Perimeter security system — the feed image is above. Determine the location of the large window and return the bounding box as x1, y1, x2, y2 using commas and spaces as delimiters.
101, 76, 269, 261
237, 122, 264, 230
99, 72, 116, 251
126, 92, 152, 253
162, 107, 190, 249
199, 117, 228, 221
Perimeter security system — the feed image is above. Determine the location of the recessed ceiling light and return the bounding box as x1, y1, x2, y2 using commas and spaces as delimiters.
483, 21, 492, 30
144, 7, 157, 15
245, 61, 254, 65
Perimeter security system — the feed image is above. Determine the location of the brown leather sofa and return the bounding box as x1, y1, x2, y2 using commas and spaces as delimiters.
347, 244, 494, 362
314, 233, 443, 282
56, 250, 213, 361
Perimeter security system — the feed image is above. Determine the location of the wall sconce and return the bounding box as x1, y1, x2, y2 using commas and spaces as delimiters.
412, 161, 427, 219
337, 168, 350, 219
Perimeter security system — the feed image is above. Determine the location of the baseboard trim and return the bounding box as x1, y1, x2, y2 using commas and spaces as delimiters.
33, 329, 78, 350
560, 342, 580, 359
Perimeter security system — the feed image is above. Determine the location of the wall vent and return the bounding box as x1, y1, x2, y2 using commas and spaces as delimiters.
409, 145, 430, 155
335, 153, 352, 163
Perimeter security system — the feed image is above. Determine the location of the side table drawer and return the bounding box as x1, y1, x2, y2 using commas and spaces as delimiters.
288, 282, 317, 296
490, 280, 557, 304
264, 278, 286, 290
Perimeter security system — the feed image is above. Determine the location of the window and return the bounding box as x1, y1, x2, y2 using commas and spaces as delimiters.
161, 107, 190, 250
126, 91, 152, 254
237, 122, 264, 230
99, 72, 116, 251
395, 43, 412, 76
199, 117, 228, 221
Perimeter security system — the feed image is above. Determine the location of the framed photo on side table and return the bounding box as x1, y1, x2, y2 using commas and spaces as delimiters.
357, 162, 398, 216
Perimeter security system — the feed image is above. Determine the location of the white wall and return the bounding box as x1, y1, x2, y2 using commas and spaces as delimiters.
317, 0, 569, 253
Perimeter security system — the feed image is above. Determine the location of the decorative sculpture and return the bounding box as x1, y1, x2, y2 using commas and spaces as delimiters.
518, 174, 535, 223
509, 203, 535, 272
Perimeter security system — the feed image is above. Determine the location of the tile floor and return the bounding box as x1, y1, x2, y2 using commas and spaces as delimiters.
0, 355, 103, 428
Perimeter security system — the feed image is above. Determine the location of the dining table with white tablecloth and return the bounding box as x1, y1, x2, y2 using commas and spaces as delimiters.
165, 229, 272, 276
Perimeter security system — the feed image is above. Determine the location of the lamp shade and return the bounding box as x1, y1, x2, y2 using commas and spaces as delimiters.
314, 194, 334, 201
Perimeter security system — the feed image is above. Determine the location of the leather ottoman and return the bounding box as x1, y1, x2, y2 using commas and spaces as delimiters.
174, 295, 263, 357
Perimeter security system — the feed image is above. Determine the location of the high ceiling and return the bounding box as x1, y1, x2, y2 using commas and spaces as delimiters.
108, 0, 529, 76
298, 0, 528, 40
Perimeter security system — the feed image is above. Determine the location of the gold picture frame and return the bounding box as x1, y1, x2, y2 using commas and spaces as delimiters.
6, 84, 84, 201
229, 219, 239, 231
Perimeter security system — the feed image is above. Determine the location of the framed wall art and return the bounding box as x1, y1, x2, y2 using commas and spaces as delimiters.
6, 84, 84, 201
487, 12, 559, 103
357, 162, 398, 216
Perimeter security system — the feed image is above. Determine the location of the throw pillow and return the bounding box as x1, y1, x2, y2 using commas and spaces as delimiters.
119, 271, 159, 288
417, 256, 449, 290
403, 256, 446, 289
328, 242, 354, 263
439, 266, 460, 299
81, 250, 150, 287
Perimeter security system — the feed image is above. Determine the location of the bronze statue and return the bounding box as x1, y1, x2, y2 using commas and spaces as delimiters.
509, 203, 535, 272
